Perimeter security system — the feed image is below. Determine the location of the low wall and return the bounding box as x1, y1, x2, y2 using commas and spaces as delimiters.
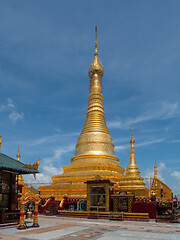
58, 210, 149, 221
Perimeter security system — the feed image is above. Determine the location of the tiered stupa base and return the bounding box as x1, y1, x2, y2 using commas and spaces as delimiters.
40, 156, 124, 200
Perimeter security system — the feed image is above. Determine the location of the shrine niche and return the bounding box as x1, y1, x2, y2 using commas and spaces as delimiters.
18, 191, 41, 230
86, 180, 113, 212
111, 192, 135, 213
77, 200, 87, 211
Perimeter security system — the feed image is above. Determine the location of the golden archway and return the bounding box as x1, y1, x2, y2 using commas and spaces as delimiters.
18, 191, 41, 230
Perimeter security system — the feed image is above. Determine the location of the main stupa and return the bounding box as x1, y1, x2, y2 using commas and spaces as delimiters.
39, 27, 125, 200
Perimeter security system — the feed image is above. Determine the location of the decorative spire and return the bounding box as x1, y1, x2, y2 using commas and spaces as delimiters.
126, 129, 140, 175
131, 125, 134, 136
118, 130, 147, 194
154, 161, 157, 179
95, 25, 98, 55
0, 136, 2, 150
89, 26, 104, 78
17, 146, 21, 162
150, 161, 158, 197
79, 26, 109, 136
73, 26, 120, 160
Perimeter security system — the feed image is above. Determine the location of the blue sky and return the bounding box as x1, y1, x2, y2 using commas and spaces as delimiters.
0, 1, 180, 194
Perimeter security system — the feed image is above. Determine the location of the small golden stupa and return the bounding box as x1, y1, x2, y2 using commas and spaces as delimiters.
118, 129, 148, 196
39, 27, 125, 200
150, 162, 172, 199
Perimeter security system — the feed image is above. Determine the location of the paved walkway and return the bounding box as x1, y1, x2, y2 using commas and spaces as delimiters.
0, 215, 180, 239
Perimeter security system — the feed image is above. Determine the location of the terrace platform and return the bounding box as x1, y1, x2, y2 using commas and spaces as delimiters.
0, 215, 180, 240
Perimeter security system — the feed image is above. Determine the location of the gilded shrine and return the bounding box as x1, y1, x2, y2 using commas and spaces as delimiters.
39, 28, 173, 202
39, 28, 125, 200
117, 132, 148, 196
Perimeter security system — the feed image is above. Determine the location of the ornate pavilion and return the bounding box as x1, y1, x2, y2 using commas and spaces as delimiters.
0, 137, 39, 223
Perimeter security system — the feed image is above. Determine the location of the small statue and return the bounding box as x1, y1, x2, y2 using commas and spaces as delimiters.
98, 195, 105, 206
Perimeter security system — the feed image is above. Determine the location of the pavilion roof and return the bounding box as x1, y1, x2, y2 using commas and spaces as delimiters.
0, 152, 39, 174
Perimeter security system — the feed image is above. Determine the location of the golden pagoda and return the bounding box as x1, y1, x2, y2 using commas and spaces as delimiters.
118, 130, 148, 196
150, 162, 172, 199
39, 27, 125, 200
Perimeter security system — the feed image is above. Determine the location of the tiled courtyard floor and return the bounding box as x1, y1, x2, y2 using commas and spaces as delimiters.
0, 215, 180, 240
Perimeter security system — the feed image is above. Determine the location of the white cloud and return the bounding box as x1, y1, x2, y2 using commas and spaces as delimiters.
0, 98, 15, 112
41, 144, 75, 165
22, 141, 75, 188
107, 102, 178, 129
170, 139, 180, 143
54, 145, 74, 159
108, 121, 124, 129
21, 132, 78, 148
143, 162, 167, 183
143, 168, 154, 180
171, 171, 180, 181
0, 105, 6, 112
0, 98, 24, 124
136, 138, 165, 147
23, 143, 75, 188
54, 127, 61, 133
115, 145, 129, 151
23, 163, 63, 189
7, 98, 15, 109
171, 185, 180, 195
115, 138, 165, 152
158, 162, 167, 172
9, 111, 24, 124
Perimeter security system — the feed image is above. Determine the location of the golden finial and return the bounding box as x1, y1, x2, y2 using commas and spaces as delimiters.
154, 160, 157, 179
95, 25, 98, 55
89, 26, 103, 77
0, 136, 2, 150
155, 158, 157, 166
131, 125, 134, 136
130, 125, 135, 143
17, 145, 21, 162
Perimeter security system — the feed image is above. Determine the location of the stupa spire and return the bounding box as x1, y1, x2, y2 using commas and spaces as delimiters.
74, 26, 116, 158
89, 26, 104, 79
125, 126, 139, 175
154, 161, 157, 179
95, 25, 98, 55
118, 129, 147, 195
17, 145, 21, 162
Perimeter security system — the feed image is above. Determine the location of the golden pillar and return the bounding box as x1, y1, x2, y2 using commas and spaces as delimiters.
18, 203, 26, 230
33, 203, 39, 227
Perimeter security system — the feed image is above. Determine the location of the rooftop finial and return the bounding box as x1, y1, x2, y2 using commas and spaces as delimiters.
154, 160, 157, 179
17, 145, 21, 162
95, 25, 97, 41
130, 125, 135, 144
95, 25, 98, 55
0, 136, 2, 150
89, 26, 103, 77
131, 125, 134, 136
